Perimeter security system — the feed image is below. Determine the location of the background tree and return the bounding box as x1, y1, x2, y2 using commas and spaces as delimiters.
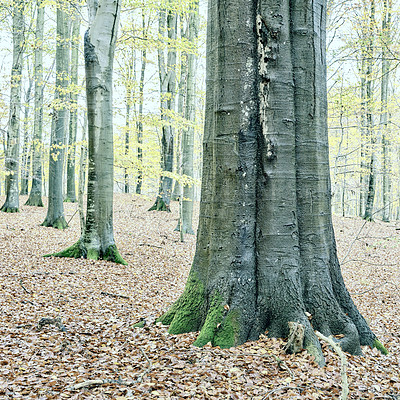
149, 3, 178, 211
159, 0, 385, 364
65, 4, 81, 203
26, 0, 45, 207
175, 0, 199, 235
42, 2, 70, 228
1, 0, 25, 213
49, 0, 125, 264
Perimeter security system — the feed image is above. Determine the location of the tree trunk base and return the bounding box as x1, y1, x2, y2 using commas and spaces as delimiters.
25, 194, 43, 207
148, 197, 170, 212
158, 272, 388, 365
174, 223, 194, 235
41, 216, 68, 230
1, 205, 19, 213
46, 240, 127, 265
64, 198, 77, 203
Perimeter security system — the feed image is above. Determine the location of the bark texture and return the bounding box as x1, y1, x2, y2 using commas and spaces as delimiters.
175, 3, 200, 235
65, 9, 81, 203
42, 5, 70, 229
1, 0, 25, 213
159, 0, 384, 363
149, 7, 177, 212
50, 0, 125, 265
26, 0, 45, 207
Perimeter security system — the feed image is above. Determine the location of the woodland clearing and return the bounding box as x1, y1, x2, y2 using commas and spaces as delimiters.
0, 194, 399, 399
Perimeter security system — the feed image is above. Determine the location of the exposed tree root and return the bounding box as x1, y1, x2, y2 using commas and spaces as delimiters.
45, 240, 127, 265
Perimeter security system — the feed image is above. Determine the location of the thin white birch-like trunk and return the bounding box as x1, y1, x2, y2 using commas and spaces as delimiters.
26, 0, 45, 207
1, 0, 25, 213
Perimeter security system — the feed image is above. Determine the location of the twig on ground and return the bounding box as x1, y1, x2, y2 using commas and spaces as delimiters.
19, 279, 31, 294
137, 346, 152, 383
316, 331, 349, 400
262, 385, 303, 399
68, 378, 135, 391
37, 316, 66, 332
67, 208, 79, 225
100, 291, 130, 300
138, 243, 162, 249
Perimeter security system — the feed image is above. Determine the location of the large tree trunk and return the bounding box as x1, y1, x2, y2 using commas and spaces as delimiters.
50, 0, 125, 264
175, 3, 199, 235
159, 0, 384, 364
1, 0, 25, 213
26, 0, 45, 207
42, 5, 70, 229
149, 7, 177, 212
65, 8, 81, 203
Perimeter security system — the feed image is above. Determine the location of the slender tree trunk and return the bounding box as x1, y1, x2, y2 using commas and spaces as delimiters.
175, 2, 199, 235
20, 76, 33, 196
381, 0, 391, 222
1, 0, 25, 213
50, 0, 125, 264
124, 63, 133, 194
149, 7, 177, 211
65, 8, 81, 203
78, 123, 87, 235
363, 0, 376, 221
135, 12, 147, 195
26, 0, 45, 207
42, 4, 70, 228
159, 0, 383, 364
172, 22, 188, 202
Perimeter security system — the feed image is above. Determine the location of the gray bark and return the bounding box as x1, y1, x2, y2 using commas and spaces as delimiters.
363, 0, 376, 221
51, 0, 125, 264
1, 0, 25, 213
42, 5, 70, 229
26, 0, 45, 207
149, 7, 177, 211
159, 0, 380, 363
380, 0, 391, 222
65, 8, 81, 203
175, 3, 199, 235
20, 75, 33, 196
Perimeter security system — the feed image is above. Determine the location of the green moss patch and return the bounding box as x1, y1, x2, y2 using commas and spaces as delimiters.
158, 273, 205, 334
373, 339, 388, 355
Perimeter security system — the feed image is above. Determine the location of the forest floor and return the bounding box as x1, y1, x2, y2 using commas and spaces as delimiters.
0, 194, 399, 400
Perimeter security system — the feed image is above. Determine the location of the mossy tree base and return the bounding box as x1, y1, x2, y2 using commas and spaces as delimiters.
64, 198, 77, 203
45, 240, 128, 265
1, 206, 19, 213
41, 216, 68, 230
25, 195, 43, 207
148, 197, 170, 212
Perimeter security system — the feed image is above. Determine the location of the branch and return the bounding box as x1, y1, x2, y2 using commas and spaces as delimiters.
100, 291, 130, 300
315, 331, 349, 400
137, 346, 152, 383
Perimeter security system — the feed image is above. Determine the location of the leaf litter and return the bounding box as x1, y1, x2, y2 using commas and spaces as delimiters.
0, 194, 399, 399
